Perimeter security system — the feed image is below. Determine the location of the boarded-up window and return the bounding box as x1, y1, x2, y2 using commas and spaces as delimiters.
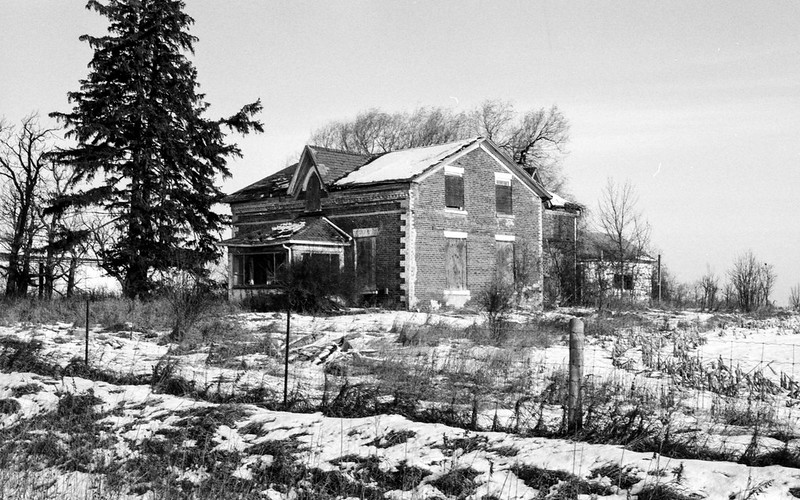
496, 241, 515, 285
496, 179, 512, 215
445, 173, 464, 209
356, 236, 377, 291
445, 237, 467, 290
305, 173, 321, 212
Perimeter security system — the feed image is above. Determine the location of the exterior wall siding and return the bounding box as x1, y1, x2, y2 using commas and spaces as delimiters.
411, 147, 543, 309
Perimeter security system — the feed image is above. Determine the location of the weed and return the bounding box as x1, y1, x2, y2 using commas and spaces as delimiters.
367, 429, 416, 448
10, 383, 42, 397
589, 462, 641, 489
0, 398, 21, 414
637, 484, 703, 500
429, 467, 479, 498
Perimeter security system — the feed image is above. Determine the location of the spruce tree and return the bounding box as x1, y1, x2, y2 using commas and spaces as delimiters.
51, 0, 262, 298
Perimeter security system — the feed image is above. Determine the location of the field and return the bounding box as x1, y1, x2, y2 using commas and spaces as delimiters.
2, 302, 800, 499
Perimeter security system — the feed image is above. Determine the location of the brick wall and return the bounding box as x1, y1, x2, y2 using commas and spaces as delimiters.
411, 147, 544, 309
229, 185, 409, 306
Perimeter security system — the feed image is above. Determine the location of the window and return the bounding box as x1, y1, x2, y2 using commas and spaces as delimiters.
300, 252, 340, 276
233, 252, 287, 286
305, 173, 321, 212
613, 273, 634, 290
496, 240, 515, 285
445, 166, 464, 210
355, 236, 377, 291
445, 234, 467, 290
495, 173, 512, 215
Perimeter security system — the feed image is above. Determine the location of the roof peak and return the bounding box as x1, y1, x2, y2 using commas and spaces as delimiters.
307, 136, 485, 157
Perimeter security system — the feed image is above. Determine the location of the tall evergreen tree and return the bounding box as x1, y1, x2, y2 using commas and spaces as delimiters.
50, 0, 262, 298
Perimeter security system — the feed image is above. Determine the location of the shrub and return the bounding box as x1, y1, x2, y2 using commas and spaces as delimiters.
477, 279, 514, 343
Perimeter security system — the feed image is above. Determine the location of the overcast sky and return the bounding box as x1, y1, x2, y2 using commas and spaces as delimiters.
2, 1, 799, 304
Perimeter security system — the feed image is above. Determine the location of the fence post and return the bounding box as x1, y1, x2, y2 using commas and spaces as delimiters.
568, 318, 584, 433
85, 299, 90, 365
283, 307, 291, 408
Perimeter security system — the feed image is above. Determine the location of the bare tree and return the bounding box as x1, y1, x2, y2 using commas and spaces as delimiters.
790, 285, 800, 312
309, 100, 570, 190
507, 105, 570, 192
0, 115, 57, 297
596, 178, 651, 303
698, 267, 719, 312
728, 251, 775, 312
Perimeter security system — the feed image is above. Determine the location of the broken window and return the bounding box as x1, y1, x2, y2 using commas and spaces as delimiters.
445, 237, 467, 290
613, 273, 634, 291
495, 178, 512, 215
232, 252, 287, 286
496, 240, 515, 285
356, 236, 377, 291
445, 171, 464, 210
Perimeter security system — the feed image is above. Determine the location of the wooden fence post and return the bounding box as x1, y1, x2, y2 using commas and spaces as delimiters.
85, 299, 90, 366
568, 318, 584, 433
283, 307, 291, 408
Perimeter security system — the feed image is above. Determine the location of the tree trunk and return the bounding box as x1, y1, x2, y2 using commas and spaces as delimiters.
66, 255, 78, 298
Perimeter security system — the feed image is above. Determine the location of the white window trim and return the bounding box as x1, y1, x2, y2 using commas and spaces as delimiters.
353, 227, 379, 238
495, 172, 512, 183
444, 165, 464, 176
444, 230, 468, 239
495, 234, 516, 242
445, 207, 468, 215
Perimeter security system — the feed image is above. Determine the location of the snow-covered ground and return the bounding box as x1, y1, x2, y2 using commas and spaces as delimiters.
2, 308, 800, 498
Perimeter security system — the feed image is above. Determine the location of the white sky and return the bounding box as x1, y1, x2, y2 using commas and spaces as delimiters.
2, 1, 799, 304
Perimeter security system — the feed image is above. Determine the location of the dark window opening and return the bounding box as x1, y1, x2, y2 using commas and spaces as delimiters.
233, 252, 287, 286
305, 173, 321, 212
356, 236, 377, 291
613, 273, 634, 290
495, 180, 512, 215
445, 238, 467, 290
445, 174, 464, 210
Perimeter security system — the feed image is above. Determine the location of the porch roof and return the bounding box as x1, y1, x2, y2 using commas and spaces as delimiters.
220, 216, 351, 248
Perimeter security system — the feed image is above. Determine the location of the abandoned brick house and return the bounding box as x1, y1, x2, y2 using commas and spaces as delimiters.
576, 231, 655, 303
221, 137, 567, 310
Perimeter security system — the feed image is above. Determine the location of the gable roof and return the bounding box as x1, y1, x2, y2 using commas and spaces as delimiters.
578, 231, 654, 262
309, 146, 374, 184
333, 138, 480, 186
220, 216, 351, 248
224, 137, 554, 203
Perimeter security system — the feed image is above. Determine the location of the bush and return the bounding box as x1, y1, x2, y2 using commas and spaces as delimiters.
476, 278, 515, 343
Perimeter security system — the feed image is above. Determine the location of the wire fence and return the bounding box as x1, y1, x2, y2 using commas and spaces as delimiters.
183, 319, 800, 447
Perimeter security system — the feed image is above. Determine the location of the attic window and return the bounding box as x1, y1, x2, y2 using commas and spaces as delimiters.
495, 172, 512, 216
444, 166, 464, 210
305, 173, 321, 212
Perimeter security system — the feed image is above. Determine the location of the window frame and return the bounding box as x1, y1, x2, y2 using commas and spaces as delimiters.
444, 231, 468, 291
232, 252, 287, 287
444, 166, 465, 211
495, 172, 513, 216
